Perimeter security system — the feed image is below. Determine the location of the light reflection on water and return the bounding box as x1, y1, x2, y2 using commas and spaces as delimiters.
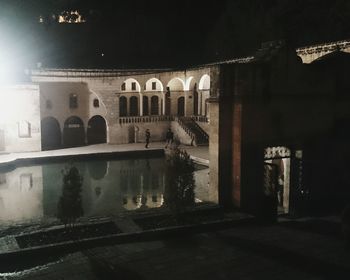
0, 157, 209, 224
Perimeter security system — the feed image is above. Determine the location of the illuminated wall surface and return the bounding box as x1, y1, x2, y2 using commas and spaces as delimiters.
0, 158, 209, 224
0, 85, 41, 152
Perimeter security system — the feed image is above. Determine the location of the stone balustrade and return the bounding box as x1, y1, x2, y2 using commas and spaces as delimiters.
118, 115, 174, 125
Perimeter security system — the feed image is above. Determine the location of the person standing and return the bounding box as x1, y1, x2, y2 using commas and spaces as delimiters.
165, 128, 174, 148
145, 129, 151, 148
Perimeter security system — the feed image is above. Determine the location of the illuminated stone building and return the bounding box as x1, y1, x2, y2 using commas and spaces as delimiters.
1, 39, 350, 216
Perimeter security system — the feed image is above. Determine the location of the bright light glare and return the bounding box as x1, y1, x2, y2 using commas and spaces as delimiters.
0, 46, 17, 85
0, 86, 23, 123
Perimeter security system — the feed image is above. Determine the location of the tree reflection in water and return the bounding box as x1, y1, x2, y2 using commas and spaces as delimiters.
164, 148, 195, 221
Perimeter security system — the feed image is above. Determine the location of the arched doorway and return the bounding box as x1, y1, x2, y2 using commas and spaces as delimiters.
130, 96, 138, 116
177, 97, 185, 116
119, 96, 127, 117
143, 96, 149, 116
41, 117, 61, 150
87, 115, 107, 145
63, 116, 85, 147
151, 96, 159, 115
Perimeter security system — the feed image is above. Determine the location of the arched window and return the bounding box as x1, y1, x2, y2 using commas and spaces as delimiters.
69, 94, 78, 109
119, 96, 127, 117
177, 97, 185, 116
151, 96, 159, 115
143, 96, 149, 116
121, 83, 126, 91
93, 98, 99, 108
129, 96, 138, 116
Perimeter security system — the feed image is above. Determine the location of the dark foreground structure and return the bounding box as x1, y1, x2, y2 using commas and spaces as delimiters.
210, 41, 350, 218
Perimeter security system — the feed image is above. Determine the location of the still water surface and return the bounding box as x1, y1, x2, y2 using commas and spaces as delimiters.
0, 157, 209, 224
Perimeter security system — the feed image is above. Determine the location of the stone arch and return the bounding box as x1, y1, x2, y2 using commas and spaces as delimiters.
151, 96, 159, 115
129, 96, 139, 116
145, 78, 164, 91
41, 116, 61, 150
63, 116, 85, 147
184, 76, 195, 90
119, 96, 127, 117
121, 78, 141, 92
199, 74, 210, 90
178, 97, 185, 116
87, 115, 107, 145
167, 77, 185, 91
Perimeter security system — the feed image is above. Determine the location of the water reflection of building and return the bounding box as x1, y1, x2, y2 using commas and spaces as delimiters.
0, 166, 43, 223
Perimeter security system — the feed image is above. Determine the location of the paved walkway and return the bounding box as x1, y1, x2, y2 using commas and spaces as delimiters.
2, 219, 349, 280
0, 143, 209, 165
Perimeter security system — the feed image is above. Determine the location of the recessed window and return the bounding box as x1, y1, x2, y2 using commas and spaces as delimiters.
69, 94, 78, 109
131, 82, 136, 91
46, 100, 52, 109
18, 121, 31, 138
121, 83, 126, 91
152, 82, 157, 90
93, 98, 99, 108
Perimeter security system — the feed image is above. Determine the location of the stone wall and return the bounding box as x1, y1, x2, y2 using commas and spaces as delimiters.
0, 85, 41, 152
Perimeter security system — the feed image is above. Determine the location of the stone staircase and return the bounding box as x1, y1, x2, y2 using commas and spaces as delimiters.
176, 117, 209, 146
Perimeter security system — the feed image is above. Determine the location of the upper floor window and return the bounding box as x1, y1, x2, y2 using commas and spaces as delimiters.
121, 83, 126, 91
152, 82, 157, 90
69, 94, 78, 109
131, 82, 136, 91
46, 99, 52, 109
93, 98, 99, 108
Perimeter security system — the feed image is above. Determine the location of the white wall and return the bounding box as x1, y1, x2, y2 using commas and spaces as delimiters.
0, 85, 41, 152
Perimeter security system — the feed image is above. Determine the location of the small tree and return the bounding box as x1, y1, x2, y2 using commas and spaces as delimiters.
57, 165, 84, 229
164, 148, 195, 221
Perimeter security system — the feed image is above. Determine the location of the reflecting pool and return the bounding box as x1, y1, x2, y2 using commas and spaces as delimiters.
0, 157, 209, 224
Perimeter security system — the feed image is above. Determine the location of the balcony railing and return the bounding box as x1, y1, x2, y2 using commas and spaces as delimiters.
190, 115, 209, 123
119, 115, 174, 125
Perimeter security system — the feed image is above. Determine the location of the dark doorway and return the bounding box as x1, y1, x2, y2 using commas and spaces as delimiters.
151, 96, 159, 115
41, 117, 61, 150
119, 96, 127, 117
130, 96, 138, 116
87, 115, 107, 145
193, 90, 198, 115
143, 96, 149, 116
177, 96, 185, 116
63, 116, 85, 147
165, 88, 171, 115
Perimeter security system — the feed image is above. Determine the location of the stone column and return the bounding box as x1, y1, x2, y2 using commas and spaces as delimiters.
139, 93, 143, 116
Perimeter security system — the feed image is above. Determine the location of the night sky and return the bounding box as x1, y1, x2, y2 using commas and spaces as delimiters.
0, 0, 349, 71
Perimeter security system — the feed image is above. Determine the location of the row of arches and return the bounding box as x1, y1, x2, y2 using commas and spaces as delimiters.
121, 74, 210, 92
118, 95, 209, 117
41, 115, 107, 150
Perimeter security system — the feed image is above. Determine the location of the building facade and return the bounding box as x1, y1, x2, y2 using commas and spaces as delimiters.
1, 39, 349, 217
